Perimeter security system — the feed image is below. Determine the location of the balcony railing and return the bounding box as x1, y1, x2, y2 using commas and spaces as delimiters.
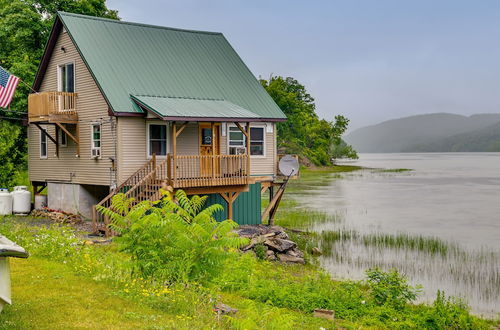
28, 91, 78, 123
159, 154, 249, 188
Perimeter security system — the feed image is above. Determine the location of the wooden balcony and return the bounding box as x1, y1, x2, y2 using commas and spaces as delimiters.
28, 91, 78, 124
159, 154, 250, 188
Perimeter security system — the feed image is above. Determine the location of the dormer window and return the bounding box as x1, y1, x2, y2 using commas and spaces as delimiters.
58, 63, 75, 92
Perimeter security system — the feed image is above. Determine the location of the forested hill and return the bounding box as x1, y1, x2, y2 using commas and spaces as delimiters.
345, 113, 500, 152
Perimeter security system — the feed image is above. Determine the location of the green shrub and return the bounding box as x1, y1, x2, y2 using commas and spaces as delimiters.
365, 268, 421, 310
98, 190, 249, 284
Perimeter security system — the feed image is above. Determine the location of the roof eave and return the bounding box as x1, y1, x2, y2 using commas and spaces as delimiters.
131, 97, 286, 122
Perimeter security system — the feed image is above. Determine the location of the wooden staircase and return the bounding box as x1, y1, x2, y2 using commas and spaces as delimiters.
92, 155, 166, 235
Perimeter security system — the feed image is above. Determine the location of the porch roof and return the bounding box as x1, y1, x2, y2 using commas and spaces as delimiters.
131, 95, 263, 122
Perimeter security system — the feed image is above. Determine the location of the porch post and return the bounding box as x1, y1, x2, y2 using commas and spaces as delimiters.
172, 122, 177, 183
246, 122, 251, 177
211, 121, 215, 180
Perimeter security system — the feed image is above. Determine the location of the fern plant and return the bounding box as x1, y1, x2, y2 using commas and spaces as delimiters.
97, 190, 249, 284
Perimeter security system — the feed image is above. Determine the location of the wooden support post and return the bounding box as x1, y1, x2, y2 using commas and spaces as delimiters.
175, 121, 189, 137
55, 125, 59, 157
152, 153, 156, 180
220, 191, 241, 220
55, 123, 79, 145
211, 121, 215, 179
172, 122, 177, 183
246, 122, 251, 177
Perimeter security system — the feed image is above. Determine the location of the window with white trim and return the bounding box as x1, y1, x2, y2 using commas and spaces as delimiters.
228, 125, 265, 156
58, 63, 75, 92
40, 128, 48, 159
91, 123, 101, 158
148, 124, 167, 156
249, 127, 264, 156
228, 126, 245, 155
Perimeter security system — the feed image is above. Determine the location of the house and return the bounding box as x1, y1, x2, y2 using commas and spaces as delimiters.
27, 12, 287, 233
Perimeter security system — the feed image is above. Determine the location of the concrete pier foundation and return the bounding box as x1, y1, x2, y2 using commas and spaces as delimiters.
47, 183, 109, 218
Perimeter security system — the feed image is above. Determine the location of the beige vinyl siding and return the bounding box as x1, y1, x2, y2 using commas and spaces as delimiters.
28, 30, 115, 186
220, 122, 276, 176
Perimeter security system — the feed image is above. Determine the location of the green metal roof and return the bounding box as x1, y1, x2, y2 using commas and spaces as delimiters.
131, 95, 261, 120
57, 12, 286, 120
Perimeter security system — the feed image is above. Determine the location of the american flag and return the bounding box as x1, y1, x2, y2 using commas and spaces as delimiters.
0, 66, 20, 108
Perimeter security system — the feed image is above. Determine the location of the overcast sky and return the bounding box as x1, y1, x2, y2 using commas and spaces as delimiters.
107, 0, 500, 130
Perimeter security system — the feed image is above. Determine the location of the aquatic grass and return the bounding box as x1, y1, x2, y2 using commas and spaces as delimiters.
372, 168, 413, 173
361, 232, 458, 256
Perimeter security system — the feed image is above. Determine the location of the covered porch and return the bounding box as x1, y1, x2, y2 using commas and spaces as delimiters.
133, 95, 264, 189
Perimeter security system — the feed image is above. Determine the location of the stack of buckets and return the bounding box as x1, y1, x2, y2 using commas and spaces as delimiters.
0, 187, 33, 216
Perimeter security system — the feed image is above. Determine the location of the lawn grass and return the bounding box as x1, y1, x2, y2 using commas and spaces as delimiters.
1, 257, 183, 329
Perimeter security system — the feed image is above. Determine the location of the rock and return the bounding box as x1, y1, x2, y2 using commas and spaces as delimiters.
313, 309, 334, 320
275, 231, 289, 239
311, 247, 323, 256
264, 238, 296, 252
278, 254, 305, 264
286, 248, 304, 258
214, 303, 238, 315
266, 249, 277, 261
242, 236, 266, 251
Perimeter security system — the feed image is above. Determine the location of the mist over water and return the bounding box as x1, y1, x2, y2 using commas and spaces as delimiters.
293, 153, 500, 316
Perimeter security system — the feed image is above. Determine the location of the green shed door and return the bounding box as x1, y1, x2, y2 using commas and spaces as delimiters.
203, 182, 261, 225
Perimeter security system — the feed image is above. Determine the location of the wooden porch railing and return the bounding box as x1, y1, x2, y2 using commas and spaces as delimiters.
165, 154, 249, 188
92, 154, 250, 234
28, 91, 78, 123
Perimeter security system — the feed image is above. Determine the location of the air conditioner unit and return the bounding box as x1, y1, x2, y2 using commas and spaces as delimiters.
91, 148, 101, 158
235, 147, 247, 155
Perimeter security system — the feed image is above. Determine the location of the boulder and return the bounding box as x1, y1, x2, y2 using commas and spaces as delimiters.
286, 248, 304, 258
264, 238, 297, 252
214, 303, 238, 315
278, 254, 305, 264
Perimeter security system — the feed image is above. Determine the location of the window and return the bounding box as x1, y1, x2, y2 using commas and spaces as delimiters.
40, 128, 48, 159
250, 127, 264, 156
201, 128, 212, 145
228, 126, 245, 155
60, 129, 67, 147
58, 63, 75, 92
228, 125, 265, 156
91, 123, 101, 158
148, 124, 167, 156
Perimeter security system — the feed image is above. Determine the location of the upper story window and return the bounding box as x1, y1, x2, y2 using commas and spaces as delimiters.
228, 125, 265, 156
250, 127, 264, 156
40, 127, 48, 159
58, 63, 75, 93
91, 123, 101, 158
148, 124, 167, 156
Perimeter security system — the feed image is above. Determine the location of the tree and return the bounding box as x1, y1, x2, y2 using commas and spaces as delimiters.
260, 76, 357, 165
0, 0, 118, 187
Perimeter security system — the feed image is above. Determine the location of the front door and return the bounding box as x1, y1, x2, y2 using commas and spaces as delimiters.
199, 123, 220, 177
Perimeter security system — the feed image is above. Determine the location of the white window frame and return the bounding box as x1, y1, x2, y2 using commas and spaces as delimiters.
91, 123, 102, 159
227, 123, 266, 158
57, 61, 76, 93
40, 126, 48, 159
146, 122, 169, 159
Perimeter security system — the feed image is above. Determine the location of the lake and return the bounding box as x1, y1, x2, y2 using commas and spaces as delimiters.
291, 153, 500, 316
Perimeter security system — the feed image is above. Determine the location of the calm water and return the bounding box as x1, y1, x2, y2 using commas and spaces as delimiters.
295, 153, 500, 316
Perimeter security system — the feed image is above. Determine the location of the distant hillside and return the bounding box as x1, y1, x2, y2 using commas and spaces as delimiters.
345, 113, 500, 152
408, 121, 500, 152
